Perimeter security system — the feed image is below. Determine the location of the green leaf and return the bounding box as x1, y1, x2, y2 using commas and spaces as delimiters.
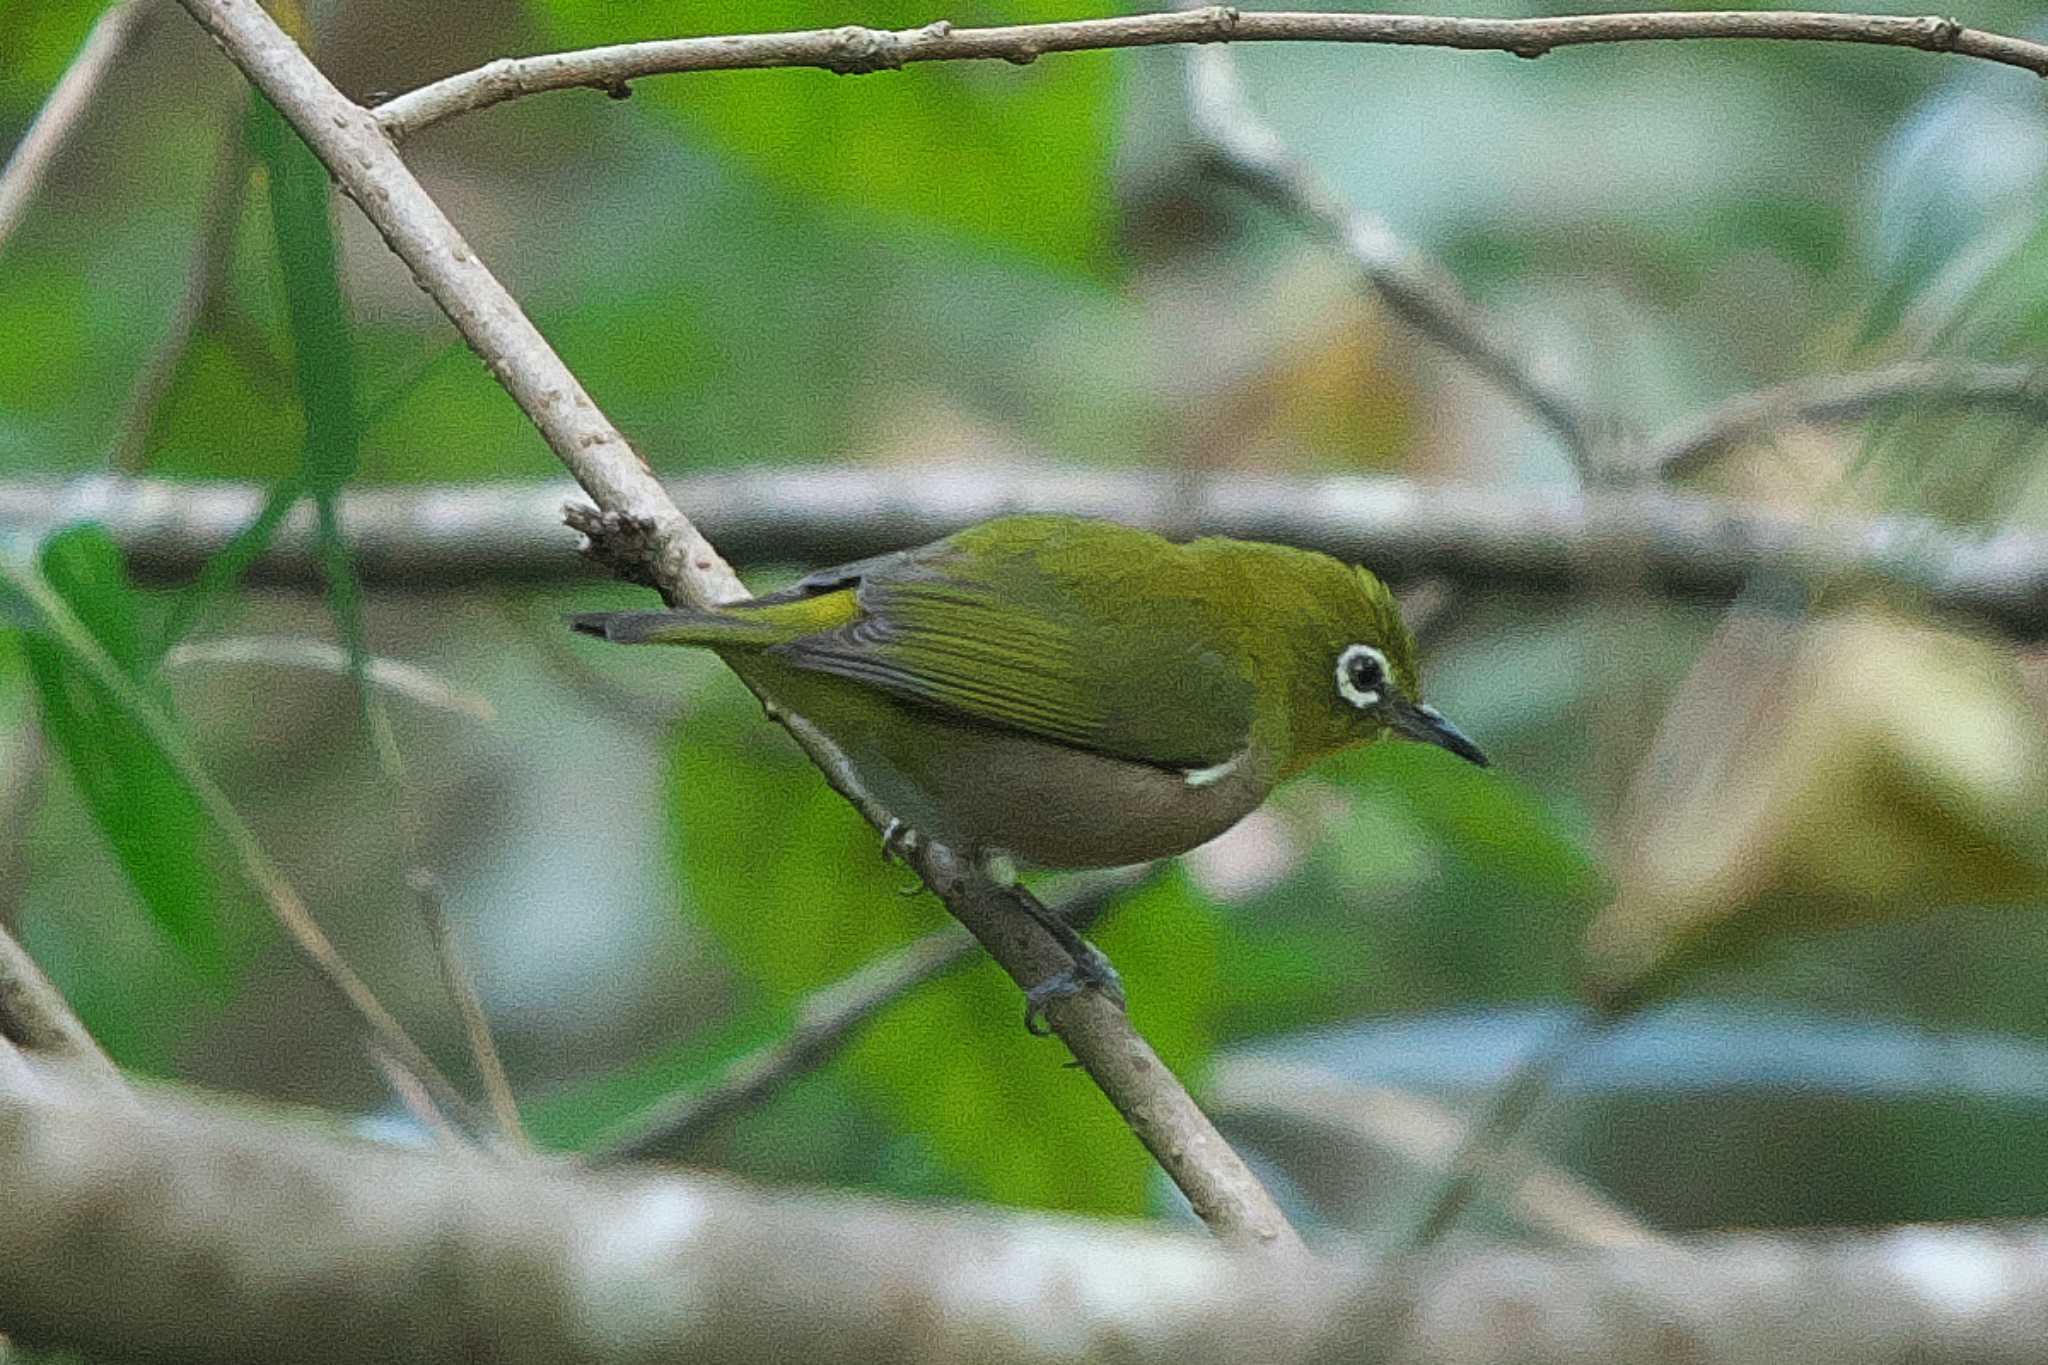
247, 92, 360, 499
12, 527, 229, 971
534, 0, 1115, 272
664, 683, 1216, 1214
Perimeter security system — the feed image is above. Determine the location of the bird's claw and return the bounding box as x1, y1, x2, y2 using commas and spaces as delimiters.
879, 818, 921, 865
1022, 942, 1126, 1037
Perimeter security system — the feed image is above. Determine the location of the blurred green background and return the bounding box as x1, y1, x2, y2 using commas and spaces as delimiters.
5, 0, 2048, 1241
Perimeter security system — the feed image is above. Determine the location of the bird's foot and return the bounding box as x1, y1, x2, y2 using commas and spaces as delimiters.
1023, 939, 1126, 1037
879, 818, 922, 864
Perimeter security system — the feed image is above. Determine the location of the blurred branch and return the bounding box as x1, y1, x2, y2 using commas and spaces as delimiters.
1648, 360, 2048, 480
372, 9, 2048, 142
13, 1066, 2048, 1364
1184, 40, 1595, 465
163, 636, 495, 721
584, 868, 1149, 1167
0, 0, 153, 258
0, 925, 121, 1086
1204, 1056, 1665, 1249
12, 467, 2048, 636
177, 0, 1300, 1250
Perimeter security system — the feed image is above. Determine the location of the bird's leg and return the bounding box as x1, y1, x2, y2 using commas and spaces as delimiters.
879, 817, 920, 864
878, 819, 929, 894
977, 857, 1127, 1035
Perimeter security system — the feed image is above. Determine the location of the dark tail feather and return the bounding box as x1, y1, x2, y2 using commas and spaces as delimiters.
566, 609, 783, 647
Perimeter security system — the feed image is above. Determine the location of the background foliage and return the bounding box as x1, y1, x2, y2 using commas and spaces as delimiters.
4, 0, 2048, 1234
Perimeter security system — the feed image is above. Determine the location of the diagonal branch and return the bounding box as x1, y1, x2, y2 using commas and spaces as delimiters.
371, 9, 2048, 142
174, 0, 1299, 1249
1183, 37, 1596, 467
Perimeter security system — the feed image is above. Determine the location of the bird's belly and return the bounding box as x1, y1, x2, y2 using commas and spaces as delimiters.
893, 726, 1268, 868
734, 655, 1269, 867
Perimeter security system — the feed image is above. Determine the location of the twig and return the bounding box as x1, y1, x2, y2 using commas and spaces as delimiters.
0, 923, 121, 1085
1203, 1056, 1663, 1248
584, 868, 1148, 1167
1648, 359, 2048, 480
163, 635, 495, 721
0, 0, 153, 258
177, 0, 1300, 1249
0, 553, 472, 1126
1404, 1012, 1622, 1250
369, 1043, 465, 1152
372, 9, 2048, 142
109, 110, 253, 471
1184, 39, 1595, 465
408, 869, 525, 1149
13, 467, 2048, 637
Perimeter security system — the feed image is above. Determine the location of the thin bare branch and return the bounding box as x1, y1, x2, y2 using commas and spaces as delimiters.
11, 468, 2048, 637
1184, 39, 1596, 464
585, 868, 1149, 1167
0, 0, 153, 258
177, 0, 1299, 1249
371, 9, 2048, 141
1649, 359, 2048, 480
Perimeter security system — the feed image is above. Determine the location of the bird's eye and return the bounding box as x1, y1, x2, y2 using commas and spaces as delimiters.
1336, 643, 1388, 709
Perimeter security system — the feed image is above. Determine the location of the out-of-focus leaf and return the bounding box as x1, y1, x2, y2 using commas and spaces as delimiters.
0, 0, 105, 109
1583, 607, 2048, 1010
534, 0, 1115, 272
665, 682, 1216, 1214
1350, 743, 1604, 906
1860, 46, 2048, 346
11, 527, 227, 970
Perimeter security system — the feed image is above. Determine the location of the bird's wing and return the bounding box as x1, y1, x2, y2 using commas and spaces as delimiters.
764, 518, 1256, 770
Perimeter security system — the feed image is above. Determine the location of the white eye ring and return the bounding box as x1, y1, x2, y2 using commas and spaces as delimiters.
1336, 643, 1388, 710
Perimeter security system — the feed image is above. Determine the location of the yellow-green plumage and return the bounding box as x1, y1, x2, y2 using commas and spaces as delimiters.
572, 515, 1479, 869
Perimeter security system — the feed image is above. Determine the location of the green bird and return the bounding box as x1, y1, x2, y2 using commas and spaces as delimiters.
571, 514, 1484, 1020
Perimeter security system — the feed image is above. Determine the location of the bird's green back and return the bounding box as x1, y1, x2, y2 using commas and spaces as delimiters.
598, 515, 1420, 775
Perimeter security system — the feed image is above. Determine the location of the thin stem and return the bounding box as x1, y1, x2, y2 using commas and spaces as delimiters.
110, 109, 254, 472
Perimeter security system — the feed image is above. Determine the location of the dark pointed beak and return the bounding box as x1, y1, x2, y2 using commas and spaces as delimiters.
1392, 702, 1489, 768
